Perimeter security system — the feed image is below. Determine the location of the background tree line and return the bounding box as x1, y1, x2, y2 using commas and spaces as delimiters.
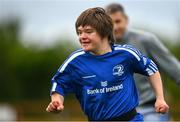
0, 19, 76, 101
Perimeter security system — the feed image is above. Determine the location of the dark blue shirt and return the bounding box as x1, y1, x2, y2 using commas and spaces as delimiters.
50, 44, 158, 120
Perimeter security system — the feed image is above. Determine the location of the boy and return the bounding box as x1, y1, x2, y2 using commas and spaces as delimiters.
46, 7, 169, 121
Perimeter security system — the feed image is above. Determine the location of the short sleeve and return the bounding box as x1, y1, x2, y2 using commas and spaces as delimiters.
123, 45, 159, 76
133, 55, 158, 76
50, 50, 85, 96
50, 64, 74, 96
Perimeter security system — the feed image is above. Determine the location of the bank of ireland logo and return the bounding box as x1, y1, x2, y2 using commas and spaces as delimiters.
101, 81, 108, 87
113, 64, 124, 76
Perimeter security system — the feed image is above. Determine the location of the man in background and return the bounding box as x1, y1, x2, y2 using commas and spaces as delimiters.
105, 3, 180, 121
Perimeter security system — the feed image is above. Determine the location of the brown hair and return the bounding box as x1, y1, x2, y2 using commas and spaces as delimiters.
105, 3, 126, 15
75, 7, 115, 45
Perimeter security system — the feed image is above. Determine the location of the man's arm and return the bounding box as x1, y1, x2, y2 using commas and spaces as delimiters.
144, 34, 180, 85
46, 92, 64, 113
148, 71, 169, 113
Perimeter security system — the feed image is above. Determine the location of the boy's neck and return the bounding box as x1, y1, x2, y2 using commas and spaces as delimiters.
91, 39, 112, 55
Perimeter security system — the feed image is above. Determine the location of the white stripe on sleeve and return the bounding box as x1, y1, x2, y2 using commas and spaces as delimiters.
149, 65, 157, 73
146, 68, 154, 75
114, 47, 140, 61
150, 61, 158, 70
51, 82, 57, 92
58, 51, 85, 73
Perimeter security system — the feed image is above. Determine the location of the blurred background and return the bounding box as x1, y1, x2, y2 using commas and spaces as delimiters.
0, 0, 179, 121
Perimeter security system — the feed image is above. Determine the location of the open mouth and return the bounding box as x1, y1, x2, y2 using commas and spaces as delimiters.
81, 42, 91, 46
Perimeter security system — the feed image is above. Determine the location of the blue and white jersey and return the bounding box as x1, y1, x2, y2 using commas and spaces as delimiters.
50, 44, 158, 120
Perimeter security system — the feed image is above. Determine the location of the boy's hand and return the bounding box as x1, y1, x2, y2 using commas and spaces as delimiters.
155, 99, 169, 114
46, 92, 64, 113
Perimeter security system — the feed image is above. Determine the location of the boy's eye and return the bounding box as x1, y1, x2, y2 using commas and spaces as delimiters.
86, 29, 94, 33
78, 31, 82, 35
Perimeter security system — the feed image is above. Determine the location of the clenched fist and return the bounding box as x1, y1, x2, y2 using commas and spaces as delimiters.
155, 99, 169, 114
46, 92, 64, 113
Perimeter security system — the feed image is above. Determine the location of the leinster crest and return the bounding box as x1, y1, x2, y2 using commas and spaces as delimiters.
113, 64, 124, 76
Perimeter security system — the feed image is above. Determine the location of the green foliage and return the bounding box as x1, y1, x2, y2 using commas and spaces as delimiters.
0, 19, 77, 101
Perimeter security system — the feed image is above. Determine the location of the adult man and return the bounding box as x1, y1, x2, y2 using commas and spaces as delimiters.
105, 3, 180, 121
46, 7, 169, 121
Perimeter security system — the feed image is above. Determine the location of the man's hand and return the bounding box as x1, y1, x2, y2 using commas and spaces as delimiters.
46, 92, 64, 113
155, 99, 169, 114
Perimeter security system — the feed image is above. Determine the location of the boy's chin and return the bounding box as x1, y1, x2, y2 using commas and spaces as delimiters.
82, 48, 90, 52
82, 46, 91, 52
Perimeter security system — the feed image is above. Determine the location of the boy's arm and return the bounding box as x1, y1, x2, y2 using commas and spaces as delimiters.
148, 71, 169, 114
46, 92, 64, 113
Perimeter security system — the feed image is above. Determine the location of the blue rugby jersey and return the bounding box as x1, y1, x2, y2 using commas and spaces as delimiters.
50, 44, 158, 120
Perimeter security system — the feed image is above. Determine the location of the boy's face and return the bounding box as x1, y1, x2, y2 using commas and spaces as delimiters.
77, 25, 102, 52
109, 11, 128, 40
